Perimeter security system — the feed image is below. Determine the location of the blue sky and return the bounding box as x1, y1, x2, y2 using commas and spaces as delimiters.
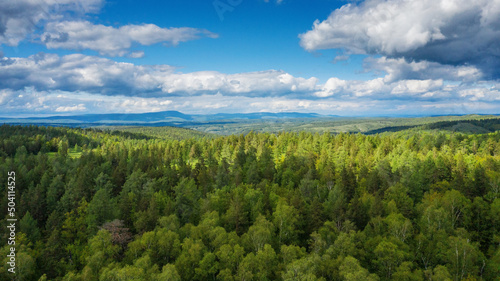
0, 0, 499, 117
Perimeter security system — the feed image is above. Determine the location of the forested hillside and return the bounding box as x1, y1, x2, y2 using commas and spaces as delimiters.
366, 118, 500, 135
186, 115, 500, 135
0, 125, 499, 280
102, 126, 216, 141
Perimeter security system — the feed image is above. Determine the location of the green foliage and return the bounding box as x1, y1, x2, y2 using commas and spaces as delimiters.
105, 126, 216, 141
0, 124, 499, 280
20, 211, 41, 243
340, 256, 379, 281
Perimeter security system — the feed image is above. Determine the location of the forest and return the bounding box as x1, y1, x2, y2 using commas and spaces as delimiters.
0, 124, 499, 280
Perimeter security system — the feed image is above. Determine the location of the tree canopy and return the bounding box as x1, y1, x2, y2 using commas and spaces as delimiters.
0, 124, 499, 280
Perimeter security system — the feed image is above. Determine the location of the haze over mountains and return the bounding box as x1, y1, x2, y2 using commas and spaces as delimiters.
2, 110, 499, 136
0, 111, 326, 126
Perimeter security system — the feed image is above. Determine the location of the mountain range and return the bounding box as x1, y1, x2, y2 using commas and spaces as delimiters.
0, 111, 328, 127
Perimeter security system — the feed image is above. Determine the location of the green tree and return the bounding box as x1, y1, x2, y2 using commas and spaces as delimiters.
252, 244, 278, 280
175, 238, 205, 280
20, 211, 41, 243
374, 240, 407, 279
384, 213, 412, 243
61, 199, 89, 270
82, 230, 119, 279
155, 264, 181, 281
273, 199, 299, 245
339, 256, 379, 281
243, 214, 274, 252
173, 178, 201, 225
87, 187, 116, 231
443, 234, 484, 281
282, 254, 325, 281
195, 252, 218, 281
441, 189, 471, 229
391, 262, 424, 281
216, 243, 245, 275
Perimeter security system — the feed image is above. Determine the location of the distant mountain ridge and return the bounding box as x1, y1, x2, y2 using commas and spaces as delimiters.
0, 110, 328, 125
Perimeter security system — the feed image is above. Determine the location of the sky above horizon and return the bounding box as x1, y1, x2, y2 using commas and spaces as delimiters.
0, 0, 499, 117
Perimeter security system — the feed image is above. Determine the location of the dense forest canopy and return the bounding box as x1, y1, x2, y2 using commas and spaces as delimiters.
0, 124, 499, 280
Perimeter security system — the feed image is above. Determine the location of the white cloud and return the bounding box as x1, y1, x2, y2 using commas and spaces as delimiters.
158, 70, 318, 96
0, 0, 102, 46
0, 89, 13, 105
332, 55, 349, 64
0, 53, 318, 97
315, 77, 347, 97
41, 21, 218, 56
117, 99, 173, 113
458, 88, 500, 101
316, 77, 451, 100
2, 52, 500, 117
0, 1, 217, 57
364, 57, 483, 83
0, 53, 176, 94
127, 51, 145, 59
2, 85, 500, 118
299, 0, 500, 78
1, 52, 499, 110
55, 104, 86, 112
391, 79, 443, 95
0, 88, 178, 117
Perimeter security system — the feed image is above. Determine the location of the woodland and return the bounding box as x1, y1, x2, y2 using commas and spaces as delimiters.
0, 123, 499, 280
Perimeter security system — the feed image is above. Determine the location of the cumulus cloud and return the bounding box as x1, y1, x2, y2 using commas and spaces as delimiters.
390, 79, 444, 95
0, 53, 176, 95
171, 94, 500, 116
0, 1, 217, 57
332, 55, 350, 64
300, 0, 500, 78
117, 99, 173, 113
248, 99, 363, 112
55, 104, 86, 112
315, 76, 451, 100
1, 52, 498, 106
0, 0, 102, 46
0, 53, 318, 97
0, 88, 366, 117
41, 21, 218, 56
2, 52, 500, 117
364, 57, 483, 83
0, 87, 53, 114
2, 84, 500, 117
458, 87, 500, 102
158, 70, 318, 96
127, 51, 145, 59
0, 89, 13, 105
0, 88, 176, 116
